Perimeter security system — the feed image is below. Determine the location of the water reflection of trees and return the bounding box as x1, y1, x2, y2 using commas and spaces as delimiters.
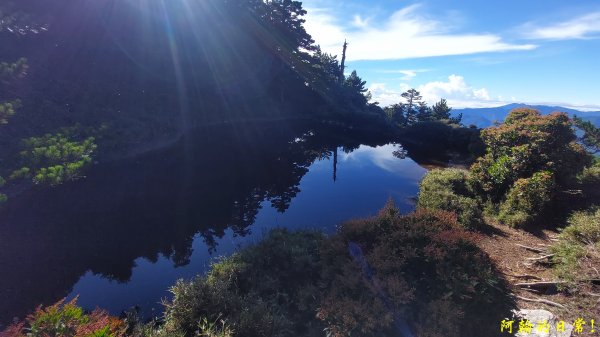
0, 122, 392, 324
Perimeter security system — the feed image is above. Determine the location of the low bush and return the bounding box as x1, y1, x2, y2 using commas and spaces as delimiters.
417, 168, 483, 228
551, 207, 600, 282
579, 163, 600, 186
470, 108, 590, 202
578, 160, 600, 202
497, 171, 555, 227
318, 201, 511, 337
156, 229, 326, 337
2, 298, 126, 337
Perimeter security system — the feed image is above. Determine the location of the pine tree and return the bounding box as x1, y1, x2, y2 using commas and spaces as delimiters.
343, 70, 369, 108
401, 89, 422, 125
431, 99, 452, 120
416, 101, 432, 121
384, 103, 407, 125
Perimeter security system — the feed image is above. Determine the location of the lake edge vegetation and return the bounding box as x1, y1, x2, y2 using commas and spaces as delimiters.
3, 0, 600, 336
2, 107, 600, 336
3, 204, 514, 337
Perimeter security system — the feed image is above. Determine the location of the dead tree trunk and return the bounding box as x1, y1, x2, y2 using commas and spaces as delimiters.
339, 40, 347, 84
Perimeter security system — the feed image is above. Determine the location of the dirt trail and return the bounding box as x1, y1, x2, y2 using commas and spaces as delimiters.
476, 222, 600, 336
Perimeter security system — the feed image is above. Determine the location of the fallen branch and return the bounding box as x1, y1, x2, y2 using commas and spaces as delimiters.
561, 189, 583, 195
502, 272, 542, 280
522, 288, 542, 294
515, 281, 565, 288
513, 295, 565, 309
516, 244, 548, 254
526, 254, 555, 262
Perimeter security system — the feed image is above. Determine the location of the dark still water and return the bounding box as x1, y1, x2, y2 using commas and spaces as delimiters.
0, 122, 430, 325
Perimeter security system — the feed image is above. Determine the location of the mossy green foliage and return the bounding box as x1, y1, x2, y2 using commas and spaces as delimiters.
417, 168, 483, 228
551, 207, 600, 282
469, 108, 591, 227
9, 126, 97, 186
497, 171, 555, 227
144, 203, 511, 337
2, 297, 125, 337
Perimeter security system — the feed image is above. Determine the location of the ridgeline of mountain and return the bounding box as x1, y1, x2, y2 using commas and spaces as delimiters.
453, 103, 600, 128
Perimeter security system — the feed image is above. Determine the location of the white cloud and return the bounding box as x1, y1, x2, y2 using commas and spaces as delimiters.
304, 4, 536, 61
369, 75, 506, 108
352, 15, 370, 29
369, 76, 600, 111
522, 12, 600, 40
368, 83, 405, 105
533, 102, 600, 112
379, 69, 430, 81
397, 70, 417, 81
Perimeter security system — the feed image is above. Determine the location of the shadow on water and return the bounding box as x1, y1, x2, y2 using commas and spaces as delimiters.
0, 121, 403, 325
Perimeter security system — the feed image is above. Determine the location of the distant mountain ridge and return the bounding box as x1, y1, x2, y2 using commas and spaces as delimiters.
452, 103, 600, 128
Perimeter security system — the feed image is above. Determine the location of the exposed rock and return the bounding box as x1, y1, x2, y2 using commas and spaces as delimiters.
510, 309, 573, 337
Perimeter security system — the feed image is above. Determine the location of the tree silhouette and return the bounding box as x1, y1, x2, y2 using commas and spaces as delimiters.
384, 103, 407, 125
416, 101, 431, 121
339, 40, 347, 83
431, 99, 452, 120
400, 88, 422, 125
343, 70, 369, 107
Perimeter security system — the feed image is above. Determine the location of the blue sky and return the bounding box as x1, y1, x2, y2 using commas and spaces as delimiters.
301, 0, 600, 110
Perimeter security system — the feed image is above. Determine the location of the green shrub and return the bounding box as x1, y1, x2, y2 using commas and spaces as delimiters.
2, 297, 126, 337
498, 171, 555, 227
417, 168, 483, 228
551, 207, 600, 282
578, 163, 600, 185
197, 317, 235, 337
159, 229, 326, 337
470, 108, 590, 201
